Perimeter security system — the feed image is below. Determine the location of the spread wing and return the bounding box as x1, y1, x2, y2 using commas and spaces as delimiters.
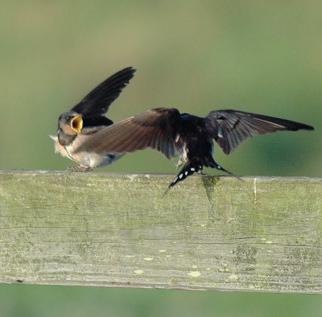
205, 109, 314, 154
75, 108, 181, 159
71, 67, 136, 116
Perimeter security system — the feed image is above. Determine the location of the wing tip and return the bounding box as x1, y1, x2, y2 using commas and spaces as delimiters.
288, 122, 314, 131
302, 124, 314, 131
121, 66, 137, 76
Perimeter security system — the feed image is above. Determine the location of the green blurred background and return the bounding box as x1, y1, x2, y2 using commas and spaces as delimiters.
0, 1, 321, 316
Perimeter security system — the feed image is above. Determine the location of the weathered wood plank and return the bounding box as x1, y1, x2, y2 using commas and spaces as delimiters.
0, 171, 321, 293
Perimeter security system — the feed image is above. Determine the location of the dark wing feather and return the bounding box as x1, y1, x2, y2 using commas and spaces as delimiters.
71, 67, 136, 116
75, 108, 181, 159
205, 109, 314, 154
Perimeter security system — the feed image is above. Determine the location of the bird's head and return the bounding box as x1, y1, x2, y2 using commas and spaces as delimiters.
58, 111, 83, 135
55, 111, 84, 146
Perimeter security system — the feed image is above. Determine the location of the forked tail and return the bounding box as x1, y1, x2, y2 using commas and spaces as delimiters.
169, 162, 203, 188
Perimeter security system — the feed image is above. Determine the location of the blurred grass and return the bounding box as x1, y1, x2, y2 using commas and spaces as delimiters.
1, 285, 322, 317
0, 0, 321, 316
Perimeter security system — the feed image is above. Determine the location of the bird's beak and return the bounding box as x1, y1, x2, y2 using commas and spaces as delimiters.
70, 115, 83, 134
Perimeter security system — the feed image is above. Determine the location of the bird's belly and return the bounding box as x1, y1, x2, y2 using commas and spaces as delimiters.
175, 141, 188, 167
53, 134, 122, 168
67, 149, 122, 168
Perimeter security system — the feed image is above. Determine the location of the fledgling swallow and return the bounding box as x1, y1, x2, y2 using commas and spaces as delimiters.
51, 68, 314, 188
51, 66, 136, 169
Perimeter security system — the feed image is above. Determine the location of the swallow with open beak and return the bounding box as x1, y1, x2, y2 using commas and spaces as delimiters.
51, 67, 314, 188
51, 66, 136, 170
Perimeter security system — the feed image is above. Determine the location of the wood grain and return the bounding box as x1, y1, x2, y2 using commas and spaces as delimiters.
0, 171, 321, 293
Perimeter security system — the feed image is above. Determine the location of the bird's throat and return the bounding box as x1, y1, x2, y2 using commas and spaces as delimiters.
58, 129, 77, 146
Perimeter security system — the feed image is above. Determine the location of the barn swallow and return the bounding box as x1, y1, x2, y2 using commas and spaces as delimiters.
51, 68, 314, 188
51, 66, 136, 169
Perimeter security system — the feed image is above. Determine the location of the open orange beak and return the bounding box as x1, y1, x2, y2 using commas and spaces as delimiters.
70, 115, 83, 134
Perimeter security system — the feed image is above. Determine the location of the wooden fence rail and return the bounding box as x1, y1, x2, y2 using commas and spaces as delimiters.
0, 171, 321, 293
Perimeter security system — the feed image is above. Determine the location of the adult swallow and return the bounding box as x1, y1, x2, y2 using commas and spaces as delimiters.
51, 68, 314, 188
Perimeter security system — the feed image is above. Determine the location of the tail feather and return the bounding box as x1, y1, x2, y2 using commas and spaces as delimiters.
169, 162, 202, 188
206, 157, 243, 181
